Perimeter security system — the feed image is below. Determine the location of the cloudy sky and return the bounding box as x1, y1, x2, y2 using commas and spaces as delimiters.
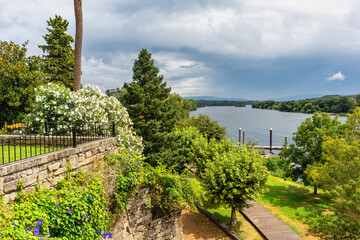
2, 0, 360, 100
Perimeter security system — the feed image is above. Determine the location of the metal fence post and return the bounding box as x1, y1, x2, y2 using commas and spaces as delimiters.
72, 125, 77, 148
112, 122, 116, 137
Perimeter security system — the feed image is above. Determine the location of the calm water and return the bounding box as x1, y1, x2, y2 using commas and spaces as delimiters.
190, 105, 346, 146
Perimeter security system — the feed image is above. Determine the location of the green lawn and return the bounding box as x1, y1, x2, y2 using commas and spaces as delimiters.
255, 175, 331, 239
0, 145, 60, 164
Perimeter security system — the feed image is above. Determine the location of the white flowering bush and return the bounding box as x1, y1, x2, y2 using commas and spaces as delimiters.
27, 83, 143, 153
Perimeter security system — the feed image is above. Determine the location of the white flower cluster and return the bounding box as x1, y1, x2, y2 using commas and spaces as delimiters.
27, 83, 143, 153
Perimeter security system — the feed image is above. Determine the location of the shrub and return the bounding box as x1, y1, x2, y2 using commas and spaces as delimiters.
26, 83, 143, 153
0, 173, 111, 239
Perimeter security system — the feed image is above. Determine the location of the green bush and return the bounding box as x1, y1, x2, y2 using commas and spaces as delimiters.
264, 156, 293, 178
0, 173, 111, 240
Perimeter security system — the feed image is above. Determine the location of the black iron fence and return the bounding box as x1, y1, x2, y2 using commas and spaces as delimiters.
0, 122, 115, 165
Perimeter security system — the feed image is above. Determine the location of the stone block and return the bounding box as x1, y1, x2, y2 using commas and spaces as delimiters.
5, 191, 18, 204
54, 167, 67, 176
38, 170, 48, 181
0, 177, 3, 193
23, 174, 37, 187
4, 179, 19, 193
48, 162, 61, 172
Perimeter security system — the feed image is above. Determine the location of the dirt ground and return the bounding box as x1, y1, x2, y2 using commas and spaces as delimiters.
181, 209, 231, 240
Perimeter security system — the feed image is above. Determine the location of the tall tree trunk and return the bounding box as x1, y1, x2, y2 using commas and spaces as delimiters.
73, 0, 82, 91
314, 186, 317, 195
230, 206, 237, 226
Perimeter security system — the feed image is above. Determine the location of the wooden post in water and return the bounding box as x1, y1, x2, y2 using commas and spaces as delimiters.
285, 136, 288, 146
239, 128, 242, 144
242, 130, 245, 145
269, 128, 273, 154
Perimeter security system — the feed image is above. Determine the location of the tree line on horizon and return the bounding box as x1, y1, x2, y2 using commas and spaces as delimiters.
252, 95, 360, 114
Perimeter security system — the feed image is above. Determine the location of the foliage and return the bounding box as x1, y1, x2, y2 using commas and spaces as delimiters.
38, 15, 74, 89
0, 173, 111, 239
26, 83, 143, 153
166, 93, 191, 122
252, 96, 357, 114
305, 108, 360, 239
202, 145, 268, 225
156, 126, 208, 172
107, 151, 203, 214
184, 98, 197, 111
264, 156, 293, 178
143, 164, 203, 214
176, 114, 226, 142
0, 122, 8, 134
280, 113, 344, 191
0, 40, 46, 124
108, 151, 144, 213
235, 102, 246, 107
105, 88, 122, 100
121, 49, 176, 159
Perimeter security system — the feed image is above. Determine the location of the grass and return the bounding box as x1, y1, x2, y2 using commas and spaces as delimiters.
204, 203, 263, 240
255, 175, 331, 239
0, 145, 60, 164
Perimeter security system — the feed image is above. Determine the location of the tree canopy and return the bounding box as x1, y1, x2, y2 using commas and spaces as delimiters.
0, 41, 46, 125
38, 15, 74, 89
280, 113, 344, 193
121, 49, 176, 159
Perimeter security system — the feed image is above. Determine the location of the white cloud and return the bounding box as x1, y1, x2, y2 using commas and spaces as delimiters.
325, 71, 346, 82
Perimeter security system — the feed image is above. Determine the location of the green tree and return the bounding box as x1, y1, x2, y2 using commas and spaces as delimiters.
121, 49, 175, 159
156, 126, 208, 172
202, 145, 268, 225
105, 88, 123, 100
38, 15, 74, 89
306, 108, 360, 239
166, 93, 191, 122
280, 113, 344, 194
0, 41, 46, 125
176, 114, 226, 141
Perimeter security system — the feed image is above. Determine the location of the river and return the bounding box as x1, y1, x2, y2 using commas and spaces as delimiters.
190, 105, 346, 147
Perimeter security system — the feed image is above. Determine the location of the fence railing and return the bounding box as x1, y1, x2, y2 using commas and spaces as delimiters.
0, 122, 115, 165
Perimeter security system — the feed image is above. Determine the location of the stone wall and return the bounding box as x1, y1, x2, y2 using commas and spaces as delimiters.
0, 137, 119, 203
112, 187, 184, 240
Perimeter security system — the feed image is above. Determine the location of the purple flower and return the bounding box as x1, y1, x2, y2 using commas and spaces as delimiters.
83, 215, 88, 222
57, 203, 61, 208
103, 232, 113, 238
90, 195, 93, 201
82, 230, 85, 234
25, 227, 31, 233
68, 209, 73, 214
38, 219, 43, 225
34, 226, 39, 236
55, 212, 59, 219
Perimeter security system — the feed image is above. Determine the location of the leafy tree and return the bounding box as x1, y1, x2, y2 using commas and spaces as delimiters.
306, 108, 360, 239
202, 145, 268, 225
38, 15, 74, 89
0, 41, 46, 125
121, 49, 176, 159
176, 114, 226, 141
184, 98, 197, 111
166, 93, 191, 122
156, 126, 208, 172
105, 88, 122, 100
280, 113, 344, 194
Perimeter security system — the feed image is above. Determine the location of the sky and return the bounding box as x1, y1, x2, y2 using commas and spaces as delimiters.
1, 0, 360, 100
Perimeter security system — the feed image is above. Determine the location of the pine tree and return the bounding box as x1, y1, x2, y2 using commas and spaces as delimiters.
38, 15, 74, 89
121, 49, 176, 159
